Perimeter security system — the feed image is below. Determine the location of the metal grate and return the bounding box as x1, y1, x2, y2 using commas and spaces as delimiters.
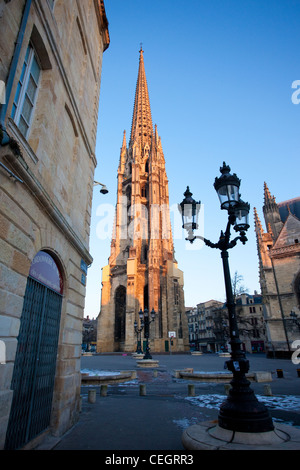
5, 277, 62, 450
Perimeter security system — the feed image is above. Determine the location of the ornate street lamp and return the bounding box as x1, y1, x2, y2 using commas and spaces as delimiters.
214, 161, 240, 210
134, 318, 144, 354
233, 199, 250, 233
139, 308, 156, 359
178, 186, 201, 241
179, 162, 274, 433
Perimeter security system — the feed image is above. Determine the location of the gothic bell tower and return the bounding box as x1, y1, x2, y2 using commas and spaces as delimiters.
97, 48, 189, 353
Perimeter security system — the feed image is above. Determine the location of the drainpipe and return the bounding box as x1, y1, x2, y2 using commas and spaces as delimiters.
0, 0, 32, 144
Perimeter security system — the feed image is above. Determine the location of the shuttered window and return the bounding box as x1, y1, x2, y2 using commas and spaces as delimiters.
11, 45, 41, 138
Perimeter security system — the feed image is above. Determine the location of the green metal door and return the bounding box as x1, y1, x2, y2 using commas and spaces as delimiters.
5, 276, 62, 449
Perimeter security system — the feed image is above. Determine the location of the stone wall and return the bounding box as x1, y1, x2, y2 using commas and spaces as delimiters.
0, 0, 109, 448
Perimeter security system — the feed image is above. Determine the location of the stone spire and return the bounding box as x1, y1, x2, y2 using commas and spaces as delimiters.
263, 182, 283, 240
254, 207, 264, 238
130, 47, 153, 150
118, 130, 127, 175
263, 182, 276, 209
97, 47, 188, 354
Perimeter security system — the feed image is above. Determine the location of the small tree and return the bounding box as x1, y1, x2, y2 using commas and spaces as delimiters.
232, 271, 249, 300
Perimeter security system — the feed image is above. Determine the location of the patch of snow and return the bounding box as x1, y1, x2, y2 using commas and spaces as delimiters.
173, 418, 198, 430
81, 368, 120, 376
185, 394, 300, 412
193, 371, 229, 374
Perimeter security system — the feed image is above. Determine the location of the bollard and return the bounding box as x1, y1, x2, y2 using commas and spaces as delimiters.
188, 384, 195, 397
224, 384, 231, 396
276, 369, 284, 378
263, 384, 273, 396
100, 384, 108, 397
88, 389, 96, 403
140, 384, 146, 396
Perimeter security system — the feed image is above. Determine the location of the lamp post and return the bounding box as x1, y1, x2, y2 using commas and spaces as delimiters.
138, 308, 156, 359
179, 162, 274, 433
134, 318, 144, 354
93, 181, 109, 194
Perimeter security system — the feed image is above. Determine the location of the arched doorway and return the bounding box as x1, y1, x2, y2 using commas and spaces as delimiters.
114, 286, 126, 349
5, 251, 63, 449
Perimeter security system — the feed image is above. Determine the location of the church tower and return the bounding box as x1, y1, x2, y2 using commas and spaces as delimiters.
254, 184, 300, 358
97, 48, 189, 353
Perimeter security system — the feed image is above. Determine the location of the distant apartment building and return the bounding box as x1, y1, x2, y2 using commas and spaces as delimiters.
216, 293, 267, 353
186, 300, 223, 352
186, 307, 197, 348
196, 300, 224, 352
0, 0, 109, 449
186, 294, 267, 354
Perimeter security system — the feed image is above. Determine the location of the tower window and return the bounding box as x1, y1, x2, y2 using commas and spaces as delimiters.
144, 245, 148, 261
141, 184, 147, 198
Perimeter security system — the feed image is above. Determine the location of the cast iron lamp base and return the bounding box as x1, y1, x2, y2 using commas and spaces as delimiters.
218, 358, 274, 433
218, 385, 274, 433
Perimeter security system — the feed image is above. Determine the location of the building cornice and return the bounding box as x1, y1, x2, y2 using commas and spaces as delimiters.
94, 0, 110, 51
269, 244, 300, 259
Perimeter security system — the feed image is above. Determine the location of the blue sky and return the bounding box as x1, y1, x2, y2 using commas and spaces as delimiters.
84, 0, 300, 317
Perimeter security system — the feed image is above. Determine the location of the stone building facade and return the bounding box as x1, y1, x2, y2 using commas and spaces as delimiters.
97, 48, 189, 354
234, 293, 267, 353
0, 0, 109, 449
254, 184, 300, 358
187, 294, 267, 354
214, 293, 267, 353
187, 300, 223, 352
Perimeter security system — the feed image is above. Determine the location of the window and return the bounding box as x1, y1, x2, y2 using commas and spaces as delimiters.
11, 45, 41, 138
141, 184, 148, 198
